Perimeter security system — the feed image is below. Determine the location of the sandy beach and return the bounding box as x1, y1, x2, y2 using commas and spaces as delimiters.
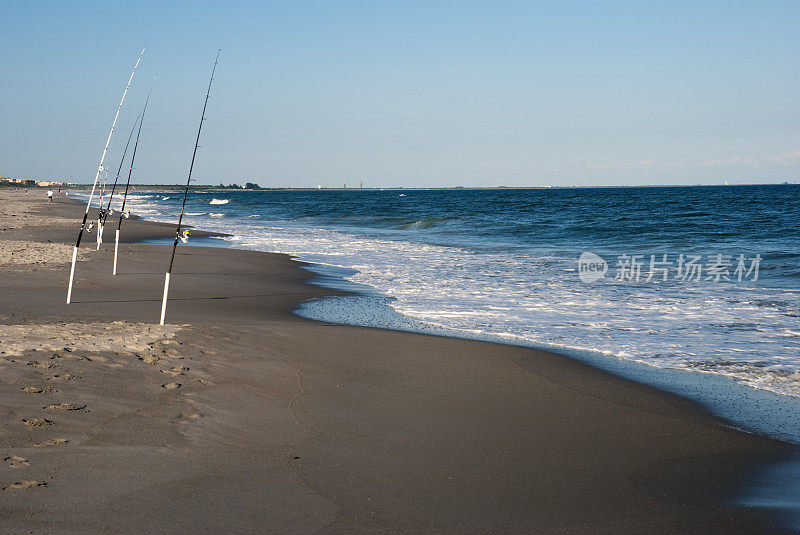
0, 188, 795, 533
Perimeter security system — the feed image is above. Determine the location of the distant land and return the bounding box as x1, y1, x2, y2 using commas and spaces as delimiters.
64, 182, 798, 191
3, 172, 795, 191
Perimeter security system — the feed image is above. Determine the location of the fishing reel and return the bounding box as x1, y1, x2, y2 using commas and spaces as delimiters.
124, 210, 130, 219
179, 229, 190, 245
87, 221, 94, 233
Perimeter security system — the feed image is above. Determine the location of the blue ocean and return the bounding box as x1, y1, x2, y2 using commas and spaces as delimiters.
90, 184, 800, 440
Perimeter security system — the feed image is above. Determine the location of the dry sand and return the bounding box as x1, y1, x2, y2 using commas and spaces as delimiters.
0, 320, 177, 357
0, 188, 796, 533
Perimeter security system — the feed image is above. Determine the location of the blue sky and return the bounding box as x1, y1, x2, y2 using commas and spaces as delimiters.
1, 1, 799, 187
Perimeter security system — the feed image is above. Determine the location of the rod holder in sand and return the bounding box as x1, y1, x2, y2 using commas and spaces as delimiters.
113, 230, 120, 275
66, 246, 78, 304
160, 272, 170, 325
96, 219, 103, 250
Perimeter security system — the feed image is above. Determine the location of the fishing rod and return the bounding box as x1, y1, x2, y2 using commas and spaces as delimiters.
160, 49, 221, 325
67, 47, 145, 304
114, 77, 156, 275
96, 110, 142, 251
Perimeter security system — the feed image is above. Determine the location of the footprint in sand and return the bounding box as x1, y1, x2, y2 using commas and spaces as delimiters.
177, 412, 203, 423
28, 361, 57, 369
162, 382, 181, 390
3, 480, 46, 491
47, 373, 79, 382
33, 438, 68, 448
45, 403, 86, 411
160, 365, 188, 376
22, 386, 45, 394
3, 455, 29, 468
57, 354, 90, 362
139, 355, 160, 365
160, 349, 184, 360
22, 418, 53, 427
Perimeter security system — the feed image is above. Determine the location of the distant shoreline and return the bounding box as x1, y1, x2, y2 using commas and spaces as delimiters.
59, 182, 799, 191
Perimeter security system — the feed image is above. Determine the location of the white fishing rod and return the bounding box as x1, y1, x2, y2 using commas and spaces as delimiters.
67, 47, 145, 304
114, 77, 156, 275
161, 49, 220, 325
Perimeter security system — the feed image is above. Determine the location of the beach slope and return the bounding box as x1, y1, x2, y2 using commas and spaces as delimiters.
0, 190, 794, 533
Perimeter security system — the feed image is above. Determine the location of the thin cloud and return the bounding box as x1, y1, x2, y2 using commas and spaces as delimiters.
764, 149, 800, 164
585, 161, 630, 171
585, 159, 683, 171
589, 149, 800, 172
699, 156, 757, 167
701, 151, 799, 167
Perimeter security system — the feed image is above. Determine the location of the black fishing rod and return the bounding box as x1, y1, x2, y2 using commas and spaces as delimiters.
113, 78, 156, 275
160, 49, 221, 325
96, 111, 142, 249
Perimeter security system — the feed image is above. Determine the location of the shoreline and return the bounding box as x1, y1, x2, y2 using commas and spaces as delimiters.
1, 189, 798, 532
296, 271, 800, 445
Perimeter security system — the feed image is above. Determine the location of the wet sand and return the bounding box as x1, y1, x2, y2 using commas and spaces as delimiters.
0, 189, 796, 533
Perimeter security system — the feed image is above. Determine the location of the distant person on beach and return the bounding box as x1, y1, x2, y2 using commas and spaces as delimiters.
47, 190, 53, 202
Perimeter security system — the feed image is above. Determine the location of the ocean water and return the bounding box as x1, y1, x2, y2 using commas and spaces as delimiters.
90, 186, 800, 421
68, 184, 800, 527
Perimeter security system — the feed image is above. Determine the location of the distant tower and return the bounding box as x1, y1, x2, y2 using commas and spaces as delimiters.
344, 179, 347, 189
360, 180, 363, 189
